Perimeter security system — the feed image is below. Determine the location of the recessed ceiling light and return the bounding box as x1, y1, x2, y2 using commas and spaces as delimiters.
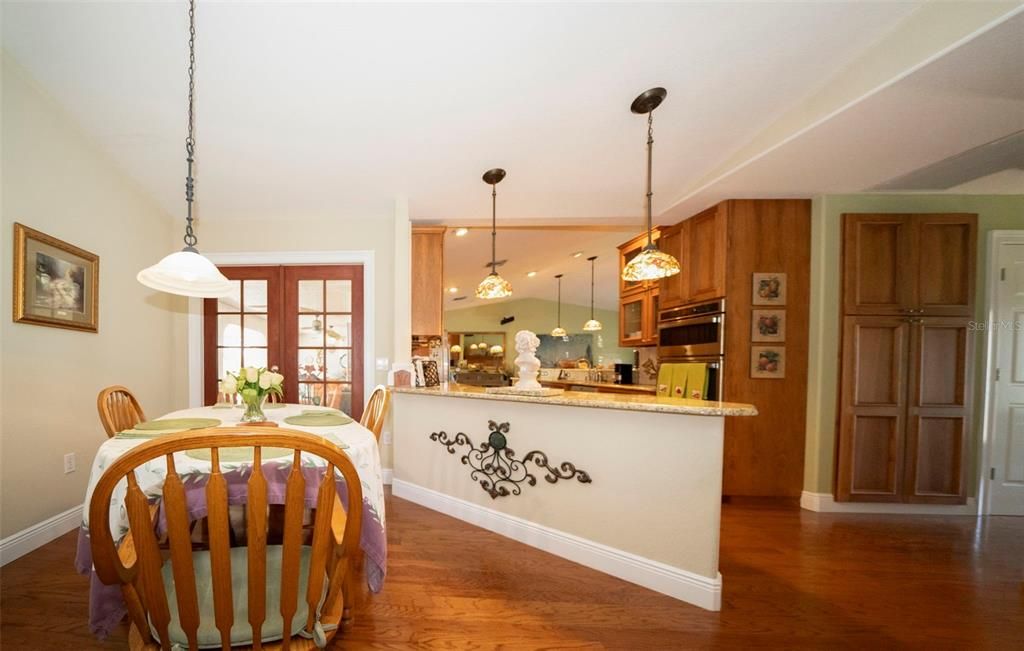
572, 251, 583, 258
527, 271, 537, 277
454, 228, 468, 237
448, 287, 458, 294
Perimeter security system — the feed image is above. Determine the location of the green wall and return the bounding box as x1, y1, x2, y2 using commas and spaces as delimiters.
445, 298, 634, 366
804, 193, 1024, 495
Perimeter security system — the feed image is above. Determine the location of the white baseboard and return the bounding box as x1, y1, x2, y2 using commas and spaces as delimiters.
392, 478, 721, 611
800, 491, 978, 515
0, 505, 83, 567
382, 468, 393, 485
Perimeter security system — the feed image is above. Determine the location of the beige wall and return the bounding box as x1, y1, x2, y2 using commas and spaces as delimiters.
804, 193, 1024, 495
0, 57, 180, 537
446, 298, 634, 366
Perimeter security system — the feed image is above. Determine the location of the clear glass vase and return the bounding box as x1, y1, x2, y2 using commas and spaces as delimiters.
240, 394, 267, 423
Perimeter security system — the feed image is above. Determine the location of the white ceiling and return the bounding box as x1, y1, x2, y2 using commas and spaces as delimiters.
443, 228, 634, 311
2, 0, 929, 224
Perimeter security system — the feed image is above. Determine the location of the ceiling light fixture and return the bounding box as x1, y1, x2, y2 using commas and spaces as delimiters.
527, 271, 537, 277
476, 168, 513, 299
137, 0, 232, 299
448, 287, 458, 294
621, 87, 681, 282
551, 274, 567, 338
582, 256, 603, 331
572, 251, 583, 258
454, 228, 469, 237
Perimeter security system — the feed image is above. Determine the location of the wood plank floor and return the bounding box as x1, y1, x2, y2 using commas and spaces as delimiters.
2, 491, 1021, 649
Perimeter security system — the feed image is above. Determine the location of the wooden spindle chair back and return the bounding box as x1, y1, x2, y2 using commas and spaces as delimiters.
359, 386, 391, 442
97, 385, 147, 438
88, 428, 363, 650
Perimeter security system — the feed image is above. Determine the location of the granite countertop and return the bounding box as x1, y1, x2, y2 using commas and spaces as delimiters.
392, 383, 757, 417
538, 379, 657, 394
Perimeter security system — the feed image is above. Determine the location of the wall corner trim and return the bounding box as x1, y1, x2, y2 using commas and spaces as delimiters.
800, 491, 978, 515
392, 478, 722, 611
0, 505, 83, 567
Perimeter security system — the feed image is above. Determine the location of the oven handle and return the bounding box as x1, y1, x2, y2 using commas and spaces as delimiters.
657, 313, 723, 329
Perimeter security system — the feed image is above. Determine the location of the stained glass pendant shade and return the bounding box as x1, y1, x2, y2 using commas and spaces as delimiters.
476, 168, 512, 299
621, 87, 681, 282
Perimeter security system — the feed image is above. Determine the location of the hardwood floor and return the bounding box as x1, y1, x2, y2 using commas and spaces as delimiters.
2, 492, 1021, 649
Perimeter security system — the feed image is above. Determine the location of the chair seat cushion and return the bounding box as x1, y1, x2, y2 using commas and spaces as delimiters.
154, 544, 320, 649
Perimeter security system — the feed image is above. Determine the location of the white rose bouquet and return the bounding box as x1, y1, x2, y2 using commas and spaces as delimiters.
221, 367, 284, 422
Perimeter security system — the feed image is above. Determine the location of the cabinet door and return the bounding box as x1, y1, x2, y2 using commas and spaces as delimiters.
411, 227, 445, 336
658, 224, 687, 308
903, 318, 971, 503
842, 214, 915, 315
836, 316, 910, 502
619, 293, 647, 347
914, 215, 976, 316
643, 289, 660, 345
687, 206, 725, 302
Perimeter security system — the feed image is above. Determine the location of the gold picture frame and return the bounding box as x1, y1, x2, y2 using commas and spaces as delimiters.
13, 223, 99, 332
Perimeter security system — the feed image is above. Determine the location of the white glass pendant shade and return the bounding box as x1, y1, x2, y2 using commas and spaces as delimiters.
621, 247, 681, 281
137, 249, 233, 298
550, 326, 567, 337
583, 319, 603, 331
489, 344, 504, 355
450, 344, 462, 354
476, 272, 512, 299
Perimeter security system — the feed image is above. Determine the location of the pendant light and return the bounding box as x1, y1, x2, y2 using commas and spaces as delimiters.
550, 274, 567, 337
137, 0, 232, 298
476, 168, 513, 299
621, 87, 681, 282
582, 256, 602, 331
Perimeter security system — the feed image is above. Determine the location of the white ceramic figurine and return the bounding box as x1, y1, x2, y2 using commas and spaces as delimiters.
513, 330, 542, 390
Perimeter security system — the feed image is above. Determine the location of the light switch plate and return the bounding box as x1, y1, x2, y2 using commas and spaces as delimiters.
375, 357, 390, 371
382, 430, 393, 445
64, 452, 76, 474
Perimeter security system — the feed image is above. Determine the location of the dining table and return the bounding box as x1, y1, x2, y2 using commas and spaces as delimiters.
74, 403, 387, 639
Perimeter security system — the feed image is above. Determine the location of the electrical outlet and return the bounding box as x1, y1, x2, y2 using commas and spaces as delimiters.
381, 430, 393, 445
64, 452, 76, 474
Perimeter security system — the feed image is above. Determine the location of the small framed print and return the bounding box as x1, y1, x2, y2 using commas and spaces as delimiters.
752, 272, 787, 305
13, 223, 99, 332
751, 345, 786, 379
751, 309, 786, 342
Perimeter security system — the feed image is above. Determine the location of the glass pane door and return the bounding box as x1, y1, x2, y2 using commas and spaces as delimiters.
203, 267, 283, 405
284, 266, 364, 419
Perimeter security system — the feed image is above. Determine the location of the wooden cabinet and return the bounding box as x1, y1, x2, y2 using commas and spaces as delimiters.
411, 226, 445, 336
843, 214, 976, 316
685, 205, 726, 303
836, 213, 976, 504
617, 228, 662, 347
658, 224, 686, 307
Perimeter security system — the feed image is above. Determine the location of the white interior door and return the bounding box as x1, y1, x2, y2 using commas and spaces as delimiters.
987, 237, 1024, 515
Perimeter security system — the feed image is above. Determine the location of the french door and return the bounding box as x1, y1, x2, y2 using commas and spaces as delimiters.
203, 265, 364, 419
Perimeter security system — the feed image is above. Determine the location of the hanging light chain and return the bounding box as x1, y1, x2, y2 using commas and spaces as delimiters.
588, 256, 597, 319
183, 0, 199, 251
644, 110, 654, 249
556, 274, 563, 327
490, 184, 498, 273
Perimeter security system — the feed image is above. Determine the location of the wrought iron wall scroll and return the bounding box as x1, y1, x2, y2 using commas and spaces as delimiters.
429, 420, 592, 499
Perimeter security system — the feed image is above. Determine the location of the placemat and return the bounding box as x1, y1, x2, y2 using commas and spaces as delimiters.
135, 418, 221, 431
115, 428, 184, 439
284, 412, 353, 427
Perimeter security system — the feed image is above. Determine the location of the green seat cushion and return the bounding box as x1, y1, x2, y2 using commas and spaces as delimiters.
154, 545, 322, 649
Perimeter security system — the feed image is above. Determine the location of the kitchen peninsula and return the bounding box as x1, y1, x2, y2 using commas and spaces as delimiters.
391, 384, 756, 610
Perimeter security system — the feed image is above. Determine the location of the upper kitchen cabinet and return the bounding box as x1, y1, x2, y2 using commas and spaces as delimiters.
618, 228, 662, 297
657, 223, 687, 307
842, 214, 976, 316
685, 205, 727, 303
411, 226, 445, 336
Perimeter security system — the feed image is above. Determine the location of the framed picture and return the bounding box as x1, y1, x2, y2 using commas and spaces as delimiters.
751, 309, 786, 342
13, 223, 99, 332
750, 345, 786, 379
752, 272, 787, 305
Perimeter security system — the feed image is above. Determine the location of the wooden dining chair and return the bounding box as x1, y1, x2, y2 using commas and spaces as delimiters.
359, 385, 391, 443
88, 428, 364, 650
97, 385, 147, 438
